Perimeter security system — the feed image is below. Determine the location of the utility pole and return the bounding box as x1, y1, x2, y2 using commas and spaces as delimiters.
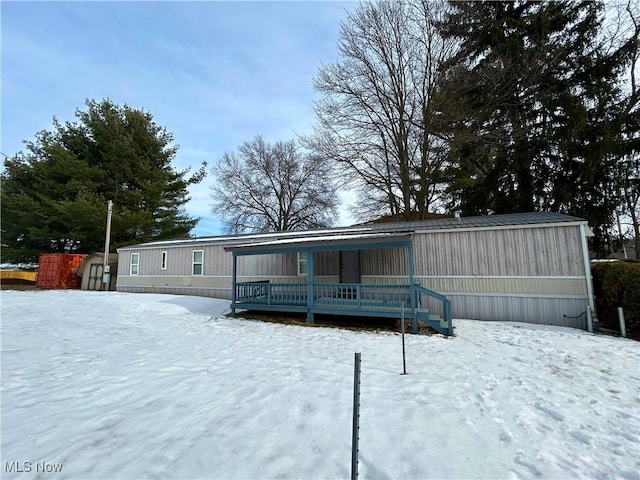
103, 200, 113, 290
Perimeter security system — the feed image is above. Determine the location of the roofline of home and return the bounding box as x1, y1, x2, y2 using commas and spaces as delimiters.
414, 220, 591, 235
116, 215, 591, 251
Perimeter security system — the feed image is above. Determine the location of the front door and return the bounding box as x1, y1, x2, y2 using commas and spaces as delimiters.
339, 250, 361, 284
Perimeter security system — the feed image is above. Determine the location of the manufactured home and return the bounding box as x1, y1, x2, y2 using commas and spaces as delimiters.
116, 212, 595, 334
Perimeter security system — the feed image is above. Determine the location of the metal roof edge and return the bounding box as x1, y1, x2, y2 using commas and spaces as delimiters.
115, 213, 588, 250
225, 232, 413, 254
414, 220, 589, 235
116, 225, 380, 251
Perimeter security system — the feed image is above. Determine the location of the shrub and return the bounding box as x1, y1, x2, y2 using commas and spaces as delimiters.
591, 261, 640, 339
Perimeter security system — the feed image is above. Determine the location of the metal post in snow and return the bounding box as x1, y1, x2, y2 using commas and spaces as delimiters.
351, 352, 361, 480
401, 305, 407, 375
586, 305, 593, 333
617, 307, 627, 338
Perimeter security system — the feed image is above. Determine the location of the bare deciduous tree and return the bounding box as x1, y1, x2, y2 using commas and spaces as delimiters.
612, 0, 640, 256
595, 0, 639, 255
307, 0, 456, 222
211, 136, 338, 233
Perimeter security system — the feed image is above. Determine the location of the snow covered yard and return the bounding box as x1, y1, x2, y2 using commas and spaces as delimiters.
1, 290, 639, 480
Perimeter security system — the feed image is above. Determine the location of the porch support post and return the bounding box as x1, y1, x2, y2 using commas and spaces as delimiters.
306, 248, 315, 324
231, 252, 237, 314
408, 241, 418, 333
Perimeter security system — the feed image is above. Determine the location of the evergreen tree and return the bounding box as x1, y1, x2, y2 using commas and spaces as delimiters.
1, 99, 205, 263
438, 1, 628, 252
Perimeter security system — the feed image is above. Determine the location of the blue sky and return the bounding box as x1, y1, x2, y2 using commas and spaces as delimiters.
1, 0, 357, 236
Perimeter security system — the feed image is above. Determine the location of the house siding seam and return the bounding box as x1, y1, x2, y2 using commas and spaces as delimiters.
119, 284, 232, 299
416, 278, 586, 296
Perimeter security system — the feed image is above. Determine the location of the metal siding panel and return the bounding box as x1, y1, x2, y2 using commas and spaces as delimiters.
414, 225, 584, 277
119, 245, 233, 278
361, 276, 410, 285
412, 224, 589, 330
116, 251, 131, 277
204, 245, 232, 275
415, 277, 586, 296
237, 253, 296, 276
361, 248, 407, 276
117, 284, 233, 299
316, 251, 339, 275
440, 294, 588, 329
115, 275, 231, 287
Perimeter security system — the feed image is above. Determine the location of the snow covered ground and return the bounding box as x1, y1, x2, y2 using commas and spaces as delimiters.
1, 290, 639, 480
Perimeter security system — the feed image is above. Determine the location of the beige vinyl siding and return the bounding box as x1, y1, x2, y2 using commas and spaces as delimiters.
410, 226, 587, 298
118, 248, 339, 284
423, 294, 588, 329
415, 276, 586, 296
360, 276, 410, 285
359, 275, 585, 295
236, 251, 338, 277
237, 253, 295, 276
236, 275, 338, 284
315, 251, 339, 275
361, 248, 408, 276
410, 224, 589, 327
118, 244, 232, 278
413, 225, 584, 277
120, 275, 231, 288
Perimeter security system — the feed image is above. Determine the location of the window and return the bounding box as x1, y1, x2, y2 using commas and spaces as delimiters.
161, 251, 167, 270
130, 253, 140, 276
298, 251, 308, 275
192, 250, 204, 275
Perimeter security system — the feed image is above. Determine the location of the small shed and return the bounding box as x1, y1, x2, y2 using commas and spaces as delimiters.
77, 253, 119, 291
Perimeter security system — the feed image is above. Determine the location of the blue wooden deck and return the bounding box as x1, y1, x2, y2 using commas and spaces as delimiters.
232, 282, 453, 335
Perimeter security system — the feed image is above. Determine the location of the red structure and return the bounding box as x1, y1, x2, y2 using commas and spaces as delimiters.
36, 254, 88, 289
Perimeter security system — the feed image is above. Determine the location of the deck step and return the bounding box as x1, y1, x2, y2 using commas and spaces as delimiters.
416, 310, 452, 336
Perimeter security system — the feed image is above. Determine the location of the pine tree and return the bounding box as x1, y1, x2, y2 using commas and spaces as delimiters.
438, 1, 627, 252
1, 99, 205, 263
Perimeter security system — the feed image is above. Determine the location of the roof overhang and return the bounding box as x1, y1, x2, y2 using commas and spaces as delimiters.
224, 232, 413, 256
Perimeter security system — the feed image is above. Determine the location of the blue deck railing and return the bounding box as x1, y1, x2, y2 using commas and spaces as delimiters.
414, 284, 453, 335
234, 282, 412, 309
235, 281, 307, 306
233, 281, 453, 335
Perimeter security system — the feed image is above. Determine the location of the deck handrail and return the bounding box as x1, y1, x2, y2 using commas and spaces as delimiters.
234, 281, 412, 307
233, 281, 452, 335
414, 283, 447, 302
414, 284, 453, 334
